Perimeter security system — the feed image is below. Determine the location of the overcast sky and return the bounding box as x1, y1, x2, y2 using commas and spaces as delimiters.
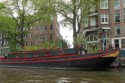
57, 14, 73, 48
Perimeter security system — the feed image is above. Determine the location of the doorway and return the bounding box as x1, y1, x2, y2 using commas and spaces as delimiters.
114, 39, 119, 48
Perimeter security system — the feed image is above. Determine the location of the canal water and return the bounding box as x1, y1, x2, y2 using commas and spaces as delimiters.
0, 68, 124, 83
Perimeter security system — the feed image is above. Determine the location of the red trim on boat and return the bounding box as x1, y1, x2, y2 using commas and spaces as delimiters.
0, 49, 119, 64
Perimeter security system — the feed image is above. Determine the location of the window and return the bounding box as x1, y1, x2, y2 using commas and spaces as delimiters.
5, 40, 8, 45
124, 10, 125, 21
25, 42, 28, 46
40, 25, 42, 32
36, 26, 39, 33
50, 34, 53, 40
115, 12, 120, 22
100, 0, 108, 9
121, 39, 125, 48
101, 14, 109, 24
90, 17, 96, 26
45, 25, 47, 31
44, 35, 47, 41
29, 34, 32, 38
87, 35, 97, 42
115, 26, 121, 36
50, 24, 53, 30
84, 17, 89, 27
90, 5, 96, 12
86, 35, 98, 53
114, 39, 119, 48
114, 0, 120, 10
124, 0, 125, 8
30, 42, 32, 46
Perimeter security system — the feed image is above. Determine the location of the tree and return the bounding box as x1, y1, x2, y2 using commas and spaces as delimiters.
0, 3, 5, 10
0, 0, 55, 51
53, 0, 99, 46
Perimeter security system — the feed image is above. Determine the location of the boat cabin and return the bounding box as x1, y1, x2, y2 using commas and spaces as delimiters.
7, 48, 76, 58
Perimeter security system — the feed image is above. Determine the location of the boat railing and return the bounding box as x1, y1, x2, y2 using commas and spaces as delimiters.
7, 48, 119, 58
83, 48, 119, 56
7, 48, 76, 58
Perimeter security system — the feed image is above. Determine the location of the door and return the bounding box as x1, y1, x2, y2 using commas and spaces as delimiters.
114, 39, 119, 48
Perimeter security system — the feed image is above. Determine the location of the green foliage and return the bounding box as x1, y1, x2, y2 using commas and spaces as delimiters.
88, 47, 99, 54
8, 38, 18, 52
31, 0, 55, 24
0, 3, 5, 10
23, 41, 61, 51
0, 0, 55, 51
86, 43, 99, 54
74, 35, 86, 46
0, 16, 16, 33
54, 0, 99, 46
54, 0, 98, 26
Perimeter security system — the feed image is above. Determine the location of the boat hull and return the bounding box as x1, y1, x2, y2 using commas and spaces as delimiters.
0, 49, 119, 70
0, 57, 117, 70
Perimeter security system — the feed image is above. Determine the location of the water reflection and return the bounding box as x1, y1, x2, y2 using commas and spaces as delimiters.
0, 68, 124, 83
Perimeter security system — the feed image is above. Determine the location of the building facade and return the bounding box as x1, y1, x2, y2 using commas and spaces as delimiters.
0, 15, 62, 54
25, 15, 62, 46
0, 34, 9, 55
83, 0, 125, 50
110, 0, 125, 49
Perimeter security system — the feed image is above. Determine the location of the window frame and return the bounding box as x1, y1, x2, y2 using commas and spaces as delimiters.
114, 12, 120, 23
115, 25, 121, 36
100, 14, 109, 24
114, 0, 120, 10
124, 0, 125, 8
100, 0, 109, 9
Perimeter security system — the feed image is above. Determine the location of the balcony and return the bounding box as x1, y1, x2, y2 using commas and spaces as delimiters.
88, 10, 98, 17
84, 25, 99, 30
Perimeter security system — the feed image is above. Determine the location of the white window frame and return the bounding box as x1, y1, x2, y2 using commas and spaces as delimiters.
90, 17, 96, 26
86, 35, 98, 42
100, 0, 108, 9
100, 14, 109, 24
114, 0, 120, 10
123, 0, 125, 8
114, 12, 120, 22
124, 9, 125, 21
115, 25, 121, 36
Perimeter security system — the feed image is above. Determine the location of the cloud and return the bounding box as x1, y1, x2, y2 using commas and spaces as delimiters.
57, 14, 73, 48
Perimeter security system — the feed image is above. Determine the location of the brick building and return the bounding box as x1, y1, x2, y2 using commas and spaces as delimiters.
82, 0, 125, 50
25, 15, 62, 46
0, 15, 62, 54
0, 34, 9, 55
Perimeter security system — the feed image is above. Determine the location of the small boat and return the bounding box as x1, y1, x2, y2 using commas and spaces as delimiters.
0, 48, 119, 70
